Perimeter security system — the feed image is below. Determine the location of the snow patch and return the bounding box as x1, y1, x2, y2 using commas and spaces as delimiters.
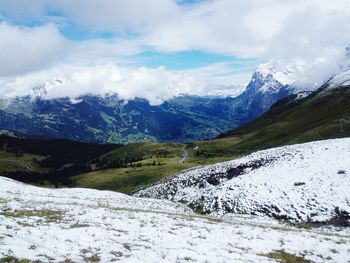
136, 138, 350, 225
327, 69, 350, 89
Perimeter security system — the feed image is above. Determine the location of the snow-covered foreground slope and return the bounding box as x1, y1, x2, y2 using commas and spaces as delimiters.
1, 177, 350, 262
136, 138, 350, 225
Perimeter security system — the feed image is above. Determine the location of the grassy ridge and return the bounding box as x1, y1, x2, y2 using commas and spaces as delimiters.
73, 138, 246, 193
0, 151, 46, 172
222, 86, 350, 151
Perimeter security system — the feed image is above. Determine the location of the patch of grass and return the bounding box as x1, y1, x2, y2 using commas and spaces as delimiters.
17, 221, 35, 227
335, 239, 347, 245
290, 223, 312, 230
122, 243, 131, 251
70, 223, 90, 228
28, 245, 37, 250
0, 256, 42, 263
80, 249, 100, 263
189, 137, 243, 163
264, 251, 312, 263
204, 216, 224, 224
0, 150, 47, 173
74, 162, 194, 194
82, 254, 100, 263
0, 209, 62, 223
110, 251, 123, 258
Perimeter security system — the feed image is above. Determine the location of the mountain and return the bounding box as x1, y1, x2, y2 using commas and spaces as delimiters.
232, 59, 305, 123
1, 176, 349, 262
0, 60, 306, 144
217, 71, 350, 151
135, 138, 350, 226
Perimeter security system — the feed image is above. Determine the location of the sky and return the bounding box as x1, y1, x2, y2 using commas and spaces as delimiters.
0, 0, 350, 104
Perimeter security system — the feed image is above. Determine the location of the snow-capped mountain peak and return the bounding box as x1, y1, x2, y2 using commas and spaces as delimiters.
253, 59, 305, 91
234, 59, 307, 123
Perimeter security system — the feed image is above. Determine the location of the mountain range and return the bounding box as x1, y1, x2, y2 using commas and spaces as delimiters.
0, 60, 304, 144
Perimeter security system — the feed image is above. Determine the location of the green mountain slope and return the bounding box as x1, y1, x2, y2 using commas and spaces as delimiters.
0, 135, 122, 185
219, 85, 350, 151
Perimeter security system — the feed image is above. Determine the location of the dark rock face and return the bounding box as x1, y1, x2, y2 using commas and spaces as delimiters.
234, 71, 293, 124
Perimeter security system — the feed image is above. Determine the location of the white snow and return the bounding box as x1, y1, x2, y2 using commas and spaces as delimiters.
1, 175, 350, 262
136, 138, 350, 225
327, 69, 350, 89
295, 91, 312, 100
255, 59, 305, 92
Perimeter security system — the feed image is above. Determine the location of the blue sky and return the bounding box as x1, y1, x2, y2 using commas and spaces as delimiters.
0, 0, 349, 103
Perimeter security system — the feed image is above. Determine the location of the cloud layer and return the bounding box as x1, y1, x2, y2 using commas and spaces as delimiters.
0, 63, 205, 105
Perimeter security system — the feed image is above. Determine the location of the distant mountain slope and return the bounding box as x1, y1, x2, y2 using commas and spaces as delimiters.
0, 95, 240, 144
1, 176, 349, 262
135, 138, 350, 225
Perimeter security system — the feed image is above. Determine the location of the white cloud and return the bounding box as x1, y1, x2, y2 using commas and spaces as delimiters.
143, 0, 350, 59
178, 61, 254, 96
0, 23, 69, 76
293, 51, 350, 90
0, 0, 180, 32
1, 0, 349, 60
0, 63, 206, 105
51, 0, 180, 32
